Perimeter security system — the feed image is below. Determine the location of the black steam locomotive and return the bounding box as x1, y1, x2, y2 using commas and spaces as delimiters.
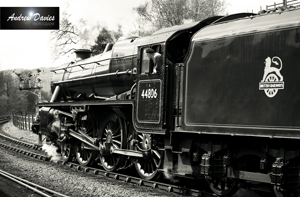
33, 6, 300, 196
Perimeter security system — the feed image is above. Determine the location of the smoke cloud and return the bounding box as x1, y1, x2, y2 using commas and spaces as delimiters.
42, 144, 61, 163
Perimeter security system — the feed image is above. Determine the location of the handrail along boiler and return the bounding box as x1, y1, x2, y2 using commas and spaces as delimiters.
33, 6, 300, 196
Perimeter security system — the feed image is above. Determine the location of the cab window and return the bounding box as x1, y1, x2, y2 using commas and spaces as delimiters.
141, 48, 151, 74
140, 45, 161, 74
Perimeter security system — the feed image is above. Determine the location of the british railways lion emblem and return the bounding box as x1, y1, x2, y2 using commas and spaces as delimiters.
259, 56, 284, 98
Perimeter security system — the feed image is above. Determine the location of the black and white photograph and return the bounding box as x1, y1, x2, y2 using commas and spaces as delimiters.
0, 0, 299, 196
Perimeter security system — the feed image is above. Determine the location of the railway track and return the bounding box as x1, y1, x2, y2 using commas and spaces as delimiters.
0, 116, 68, 197
0, 169, 69, 197
0, 133, 48, 160
0, 141, 49, 161
0, 119, 213, 197
0, 137, 209, 197
0, 133, 43, 150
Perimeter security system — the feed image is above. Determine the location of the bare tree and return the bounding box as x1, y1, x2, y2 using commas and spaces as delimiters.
50, 12, 79, 60
50, 11, 123, 60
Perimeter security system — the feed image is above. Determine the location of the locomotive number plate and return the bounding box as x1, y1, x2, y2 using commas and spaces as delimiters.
137, 79, 161, 123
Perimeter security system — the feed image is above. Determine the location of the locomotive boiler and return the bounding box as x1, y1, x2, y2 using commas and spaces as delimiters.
33, 6, 300, 197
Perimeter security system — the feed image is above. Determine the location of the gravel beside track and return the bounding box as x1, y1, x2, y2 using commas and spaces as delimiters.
0, 122, 179, 197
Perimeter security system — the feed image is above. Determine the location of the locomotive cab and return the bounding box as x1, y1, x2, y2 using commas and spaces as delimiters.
133, 17, 222, 133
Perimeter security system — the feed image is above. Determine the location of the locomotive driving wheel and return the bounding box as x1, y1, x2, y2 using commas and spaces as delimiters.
75, 113, 96, 166
207, 176, 239, 196
98, 111, 126, 172
134, 133, 163, 180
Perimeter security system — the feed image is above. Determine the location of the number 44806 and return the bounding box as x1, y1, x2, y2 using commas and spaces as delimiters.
141, 88, 158, 99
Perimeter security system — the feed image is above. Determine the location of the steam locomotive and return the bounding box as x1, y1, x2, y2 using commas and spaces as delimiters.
33, 6, 300, 196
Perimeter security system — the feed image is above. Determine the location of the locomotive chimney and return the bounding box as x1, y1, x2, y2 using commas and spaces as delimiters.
283, 0, 287, 7
74, 49, 92, 61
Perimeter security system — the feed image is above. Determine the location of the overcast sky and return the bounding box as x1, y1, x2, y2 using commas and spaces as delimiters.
0, 0, 282, 70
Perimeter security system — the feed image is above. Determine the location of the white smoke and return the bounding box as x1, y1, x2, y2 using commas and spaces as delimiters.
42, 144, 61, 163
163, 167, 179, 184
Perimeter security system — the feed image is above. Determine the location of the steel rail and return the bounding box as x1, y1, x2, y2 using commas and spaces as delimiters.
0, 169, 69, 197
0, 133, 42, 150
0, 142, 49, 161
